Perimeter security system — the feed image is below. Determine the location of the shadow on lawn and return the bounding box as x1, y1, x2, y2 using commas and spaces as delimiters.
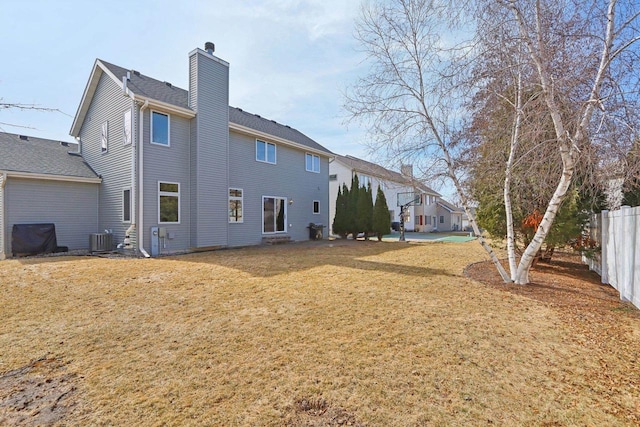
171, 239, 458, 279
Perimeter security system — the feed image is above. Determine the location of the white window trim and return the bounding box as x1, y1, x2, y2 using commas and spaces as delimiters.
229, 188, 244, 224
122, 187, 132, 223
158, 181, 180, 224
123, 108, 132, 146
313, 200, 320, 214
101, 121, 108, 154
256, 139, 276, 164
261, 195, 287, 234
305, 153, 320, 173
151, 110, 171, 147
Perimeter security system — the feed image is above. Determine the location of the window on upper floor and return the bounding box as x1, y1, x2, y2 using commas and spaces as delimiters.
256, 139, 276, 164
124, 109, 132, 145
306, 153, 320, 173
360, 175, 371, 188
151, 111, 170, 146
229, 188, 243, 223
158, 181, 180, 224
101, 121, 108, 153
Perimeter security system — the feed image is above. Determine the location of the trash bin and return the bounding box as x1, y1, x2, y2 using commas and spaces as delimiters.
308, 223, 324, 240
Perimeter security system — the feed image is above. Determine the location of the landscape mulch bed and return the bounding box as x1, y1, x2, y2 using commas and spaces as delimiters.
465, 252, 640, 423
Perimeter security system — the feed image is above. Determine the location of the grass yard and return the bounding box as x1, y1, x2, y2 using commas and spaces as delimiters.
1, 240, 639, 426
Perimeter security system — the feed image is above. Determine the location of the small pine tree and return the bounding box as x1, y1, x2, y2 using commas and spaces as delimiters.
373, 186, 391, 241
333, 184, 349, 238
348, 174, 360, 237
357, 184, 373, 240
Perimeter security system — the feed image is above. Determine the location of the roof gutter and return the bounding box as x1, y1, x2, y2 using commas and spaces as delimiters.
131, 94, 195, 118
228, 122, 331, 157
1, 171, 101, 184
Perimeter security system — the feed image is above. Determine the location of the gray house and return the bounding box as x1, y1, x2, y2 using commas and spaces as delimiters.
1, 43, 331, 258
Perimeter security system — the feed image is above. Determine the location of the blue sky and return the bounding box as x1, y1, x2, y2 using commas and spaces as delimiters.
0, 0, 369, 157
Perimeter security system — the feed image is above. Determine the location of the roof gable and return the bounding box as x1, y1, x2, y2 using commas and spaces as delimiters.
71, 58, 331, 154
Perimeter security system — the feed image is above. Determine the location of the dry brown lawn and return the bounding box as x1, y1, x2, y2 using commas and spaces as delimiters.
0, 240, 638, 426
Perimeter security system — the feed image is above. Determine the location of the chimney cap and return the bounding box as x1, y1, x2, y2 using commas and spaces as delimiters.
204, 42, 215, 54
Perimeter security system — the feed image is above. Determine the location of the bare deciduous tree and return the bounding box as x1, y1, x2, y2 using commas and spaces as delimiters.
346, 0, 640, 284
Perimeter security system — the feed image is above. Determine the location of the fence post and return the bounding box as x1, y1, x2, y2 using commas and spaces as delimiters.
620, 206, 632, 302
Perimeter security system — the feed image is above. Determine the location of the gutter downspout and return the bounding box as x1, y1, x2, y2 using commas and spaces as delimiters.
138, 100, 150, 257
0, 172, 6, 260
123, 76, 137, 249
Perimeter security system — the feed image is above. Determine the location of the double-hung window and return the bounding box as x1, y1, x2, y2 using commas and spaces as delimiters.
229, 188, 243, 223
305, 153, 320, 173
158, 182, 180, 223
256, 140, 276, 164
151, 111, 170, 146
263, 196, 286, 233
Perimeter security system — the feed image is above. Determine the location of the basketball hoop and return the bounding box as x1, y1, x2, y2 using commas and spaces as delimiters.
396, 192, 421, 241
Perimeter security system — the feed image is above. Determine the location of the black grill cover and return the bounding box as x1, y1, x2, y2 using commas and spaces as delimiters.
12, 223, 58, 257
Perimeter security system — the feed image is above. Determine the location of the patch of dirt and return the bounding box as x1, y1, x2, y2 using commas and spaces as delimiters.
286, 397, 366, 427
0, 357, 78, 426
465, 252, 640, 422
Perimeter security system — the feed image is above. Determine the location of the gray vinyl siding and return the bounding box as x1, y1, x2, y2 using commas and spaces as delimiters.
4, 178, 98, 254
140, 109, 191, 254
0, 174, 4, 257
189, 50, 229, 248
77, 71, 134, 247
228, 130, 329, 246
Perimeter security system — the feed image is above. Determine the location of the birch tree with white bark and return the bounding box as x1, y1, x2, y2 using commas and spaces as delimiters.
345, 0, 640, 284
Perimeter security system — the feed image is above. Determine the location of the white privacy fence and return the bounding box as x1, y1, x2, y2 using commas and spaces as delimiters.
584, 206, 640, 309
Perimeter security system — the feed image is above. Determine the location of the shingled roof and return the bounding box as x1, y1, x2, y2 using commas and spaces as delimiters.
333, 154, 440, 196
100, 60, 190, 110
437, 199, 464, 213
0, 132, 99, 180
97, 60, 332, 155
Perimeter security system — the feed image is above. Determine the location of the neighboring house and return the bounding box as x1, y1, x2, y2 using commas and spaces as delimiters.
436, 199, 464, 231
0, 133, 101, 259
2, 43, 331, 258
329, 154, 442, 234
